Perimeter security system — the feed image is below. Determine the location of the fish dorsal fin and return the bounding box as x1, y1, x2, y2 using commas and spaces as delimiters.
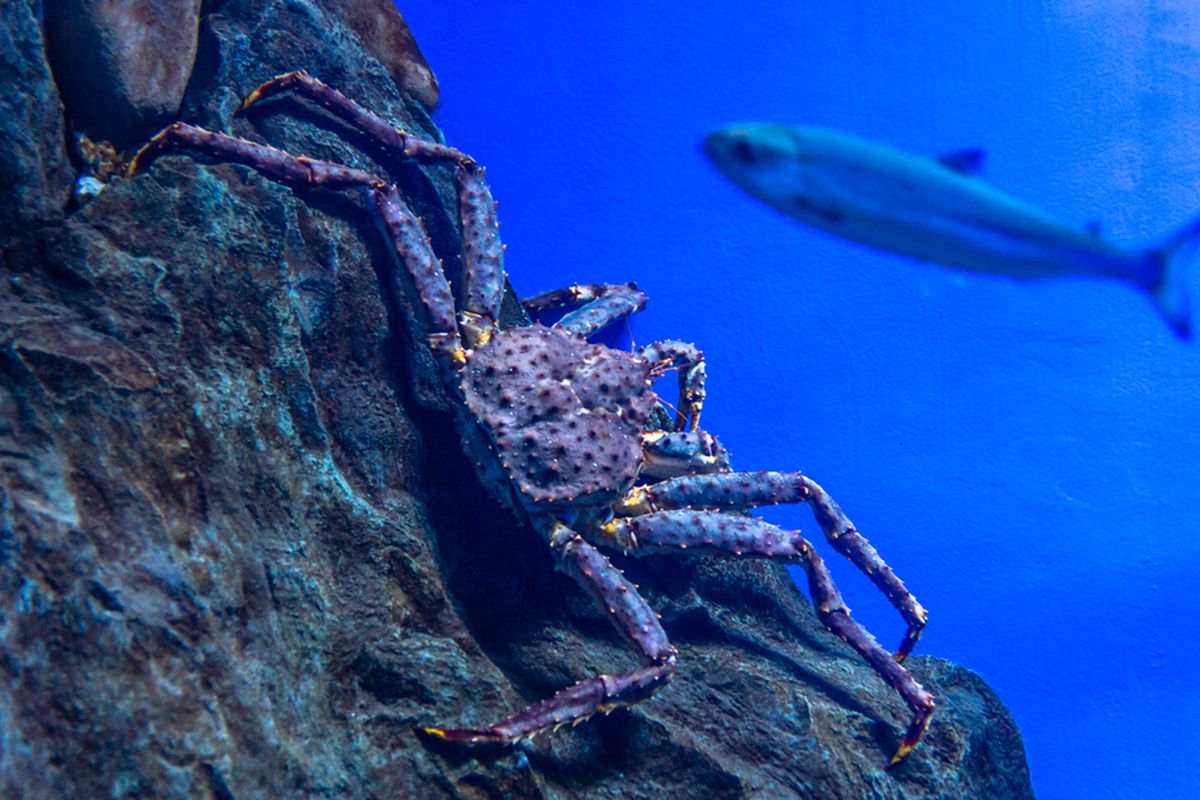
936, 148, 986, 175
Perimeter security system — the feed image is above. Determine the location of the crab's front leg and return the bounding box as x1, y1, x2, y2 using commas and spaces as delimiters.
522, 282, 649, 339
638, 340, 707, 430
594, 510, 934, 764
421, 521, 676, 743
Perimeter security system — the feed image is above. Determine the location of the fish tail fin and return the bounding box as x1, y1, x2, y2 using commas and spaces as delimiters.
1145, 215, 1200, 339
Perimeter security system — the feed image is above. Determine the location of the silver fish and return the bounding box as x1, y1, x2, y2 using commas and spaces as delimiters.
704, 124, 1197, 338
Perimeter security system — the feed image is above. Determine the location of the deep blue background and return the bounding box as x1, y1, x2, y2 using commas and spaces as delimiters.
397, 3, 1200, 798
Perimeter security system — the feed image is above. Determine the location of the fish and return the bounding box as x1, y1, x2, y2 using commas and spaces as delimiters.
703, 124, 1198, 338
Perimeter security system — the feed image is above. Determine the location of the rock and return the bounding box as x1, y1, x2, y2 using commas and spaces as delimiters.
318, 0, 441, 110
0, 2, 1037, 798
0, 0, 73, 239
42, 0, 203, 147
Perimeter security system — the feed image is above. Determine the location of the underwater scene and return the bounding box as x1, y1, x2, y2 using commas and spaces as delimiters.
402, 3, 1199, 798
0, 1, 1195, 798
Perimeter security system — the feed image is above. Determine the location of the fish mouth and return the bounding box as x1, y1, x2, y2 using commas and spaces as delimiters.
704, 124, 800, 176
702, 127, 759, 170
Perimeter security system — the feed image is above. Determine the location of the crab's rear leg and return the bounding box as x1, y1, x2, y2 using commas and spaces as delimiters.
128, 124, 466, 366
617, 470, 927, 662
421, 521, 676, 743
240, 71, 471, 167
240, 70, 505, 347
596, 510, 934, 764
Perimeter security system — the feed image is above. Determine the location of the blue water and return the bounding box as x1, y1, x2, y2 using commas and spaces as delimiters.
398, 3, 1200, 798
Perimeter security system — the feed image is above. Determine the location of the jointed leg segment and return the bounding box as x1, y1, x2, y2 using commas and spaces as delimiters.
130, 71, 935, 765
240, 70, 473, 167
637, 340, 707, 430
131, 71, 508, 360
618, 470, 927, 661
522, 282, 649, 339
423, 522, 676, 744
240, 70, 505, 345
523, 282, 641, 314
597, 508, 934, 764
131, 122, 468, 366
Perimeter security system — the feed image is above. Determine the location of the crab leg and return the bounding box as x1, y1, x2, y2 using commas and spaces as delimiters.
128, 123, 466, 365
522, 283, 648, 338
523, 282, 638, 313
617, 470, 927, 662
240, 70, 505, 347
597, 510, 934, 764
638, 340, 707, 430
421, 522, 676, 743
240, 70, 473, 167
129, 121, 381, 188
455, 166, 505, 347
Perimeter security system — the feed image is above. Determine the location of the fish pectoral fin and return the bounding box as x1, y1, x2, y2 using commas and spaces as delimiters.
790, 195, 845, 224
936, 148, 986, 176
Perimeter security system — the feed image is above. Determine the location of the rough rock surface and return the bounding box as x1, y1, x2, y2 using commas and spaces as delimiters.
319, 0, 440, 110
0, 2, 1037, 798
42, 0, 204, 147
0, 0, 74, 240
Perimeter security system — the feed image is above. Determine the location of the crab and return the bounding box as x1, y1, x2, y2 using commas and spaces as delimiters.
129, 71, 936, 765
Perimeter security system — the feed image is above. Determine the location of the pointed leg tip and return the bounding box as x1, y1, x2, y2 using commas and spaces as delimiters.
887, 705, 933, 767
417, 725, 472, 742
887, 742, 917, 767
237, 88, 266, 114
415, 725, 509, 746
894, 628, 925, 663
127, 126, 176, 177
240, 70, 313, 114
416, 725, 449, 740
127, 146, 155, 177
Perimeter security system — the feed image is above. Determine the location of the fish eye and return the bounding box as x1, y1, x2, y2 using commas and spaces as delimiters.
732, 139, 757, 165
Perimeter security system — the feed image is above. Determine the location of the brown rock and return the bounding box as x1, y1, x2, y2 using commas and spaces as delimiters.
42, 0, 202, 146
319, 0, 441, 110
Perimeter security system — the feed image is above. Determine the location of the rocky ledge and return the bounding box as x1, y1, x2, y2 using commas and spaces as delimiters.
0, 2, 1034, 798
